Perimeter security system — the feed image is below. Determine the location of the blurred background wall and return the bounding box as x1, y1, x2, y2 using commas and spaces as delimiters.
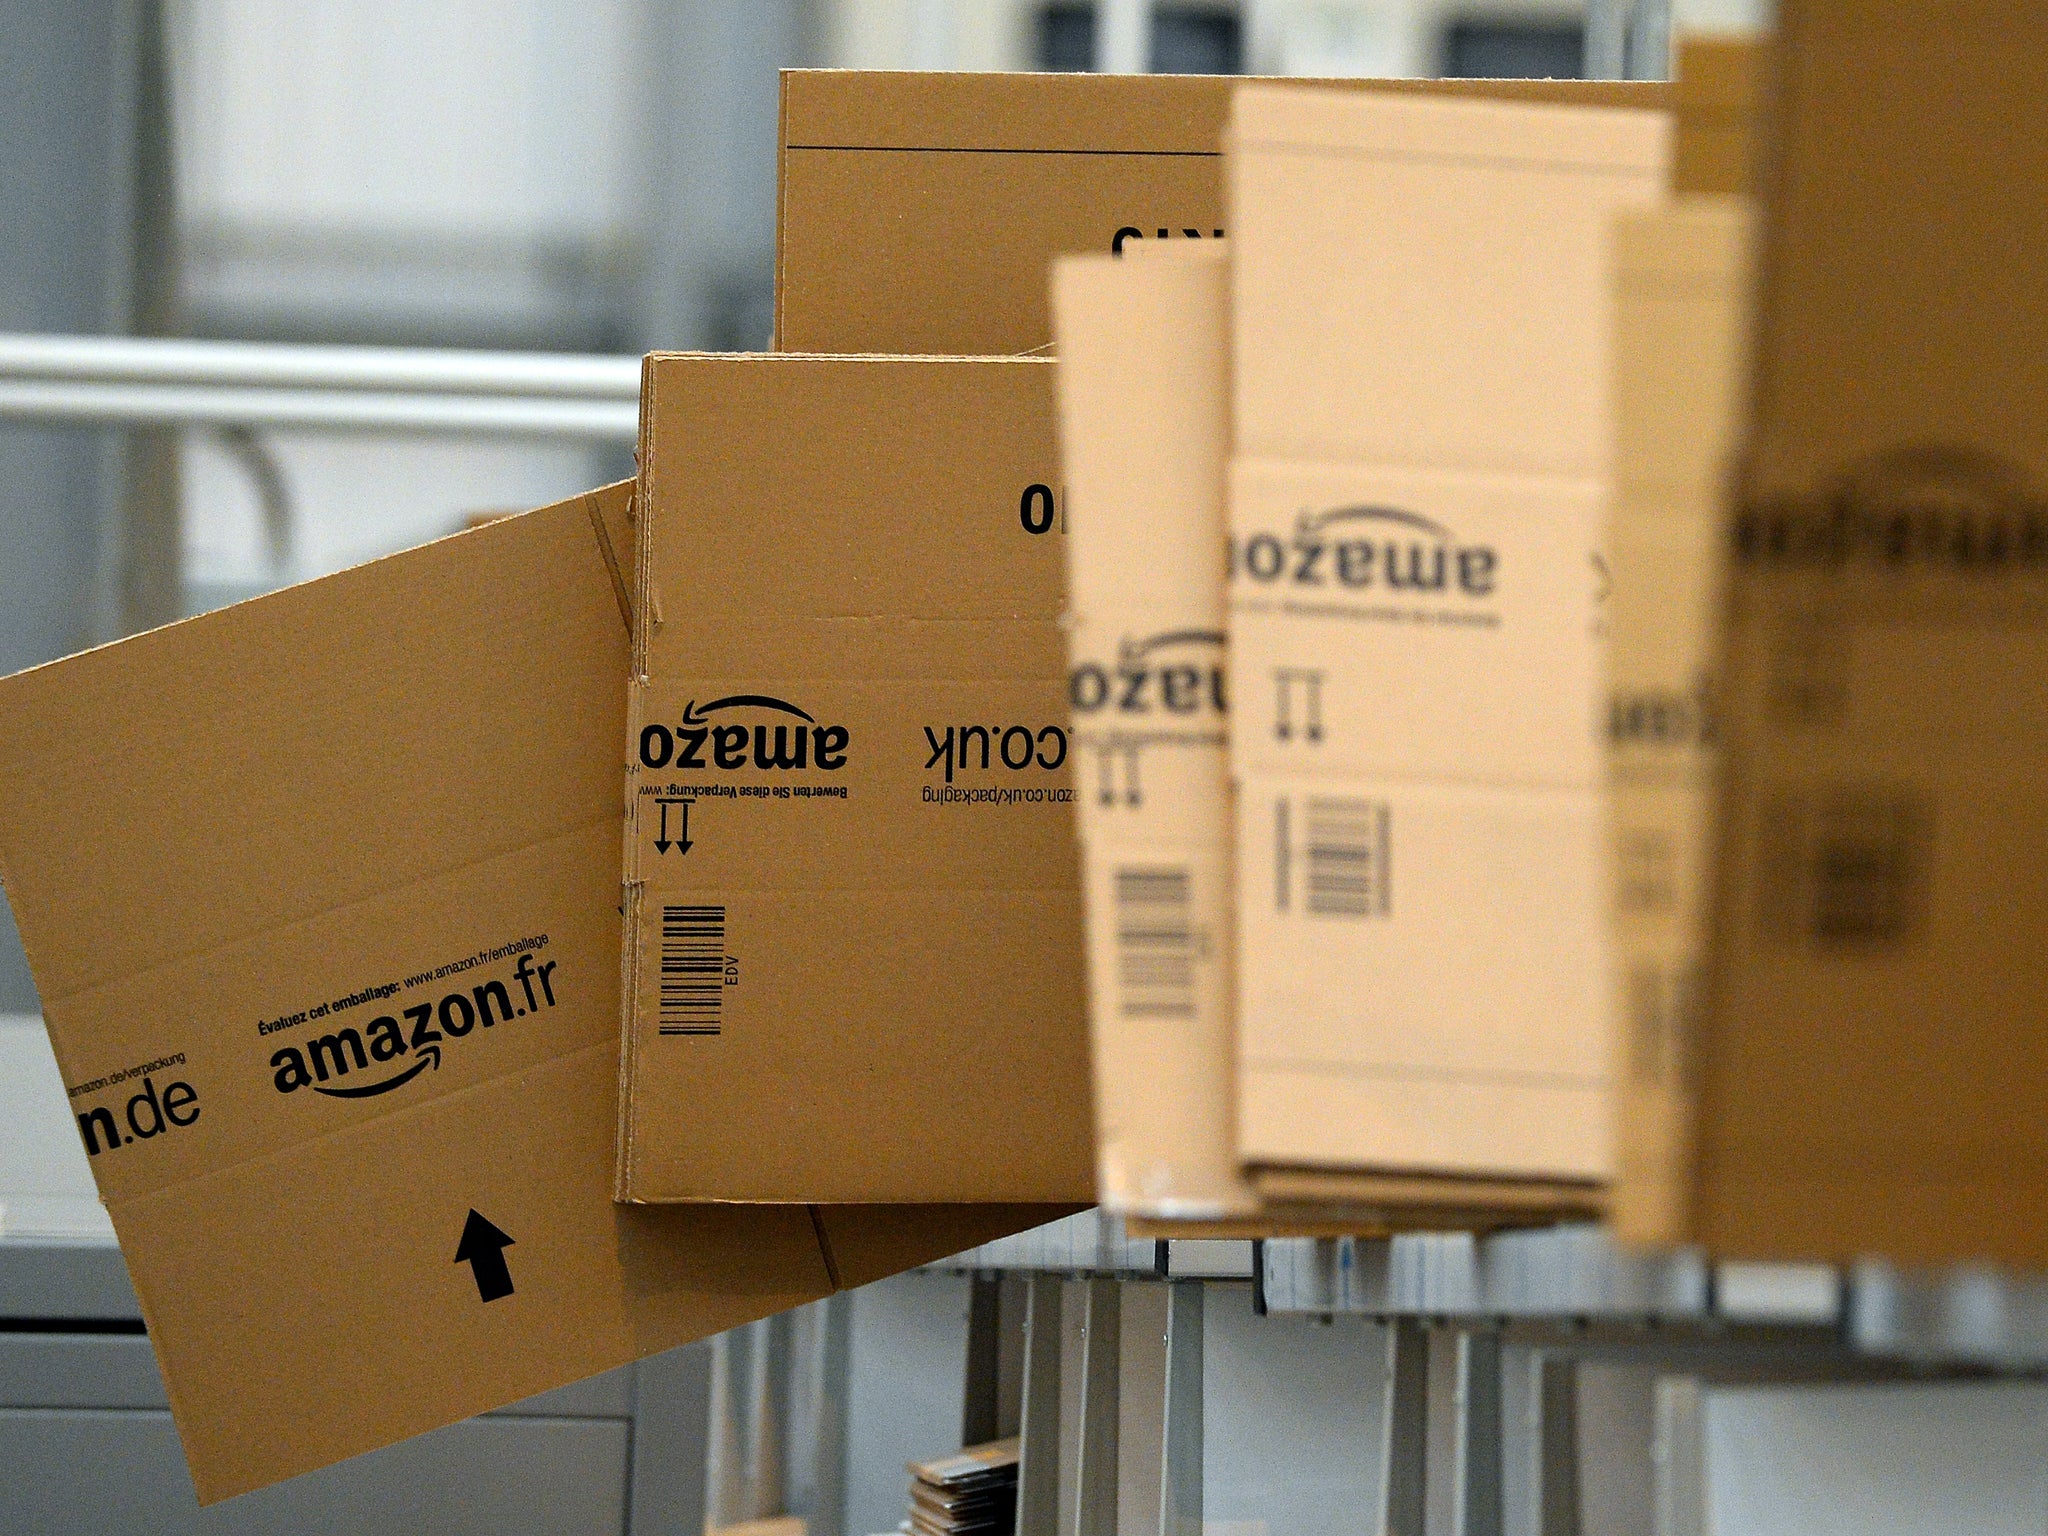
0, 0, 1766, 1012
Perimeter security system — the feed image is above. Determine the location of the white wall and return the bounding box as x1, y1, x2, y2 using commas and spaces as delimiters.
1203, 1282, 1387, 1536
0, 1016, 113, 1241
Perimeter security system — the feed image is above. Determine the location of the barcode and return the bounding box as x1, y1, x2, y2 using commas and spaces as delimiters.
1304, 797, 1391, 918
1758, 788, 1928, 950
659, 904, 726, 1035
1614, 827, 1677, 916
1624, 960, 1697, 1087
1115, 868, 1196, 1018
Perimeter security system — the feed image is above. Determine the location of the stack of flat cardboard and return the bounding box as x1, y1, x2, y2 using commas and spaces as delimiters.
1224, 84, 1669, 1221
1605, 199, 1756, 1243
902, 1439, 1021, 1536
36, 30, 2046, 1511
1048, 76, 1676, 1235
1658, 0, 2048, 1269
1052, 244, 1251, 1225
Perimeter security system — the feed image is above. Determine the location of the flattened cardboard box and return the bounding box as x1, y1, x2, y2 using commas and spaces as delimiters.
1604, 198, 1755, 1245
0, 482, 1068, 1502
1690, 0, 2048, 1267
621, 355, 1095, 1205
1226, 86, 1669, 1209
1052, 244, 1250, 1221
777, 71, 1667, 356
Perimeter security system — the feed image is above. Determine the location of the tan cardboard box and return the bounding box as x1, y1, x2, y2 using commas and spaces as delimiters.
1226, 85, 1668, 1211
1671, 33, 1764, 199
0, 483, 1066, 1502
1687, 0, 2048, 1267
1051, 243, 1250, 1221
1603, 198, 1755, 1245
776, 71, 1667, 356
620, 355, 1095, 1205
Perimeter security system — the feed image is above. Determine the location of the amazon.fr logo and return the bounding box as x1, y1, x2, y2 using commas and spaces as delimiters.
269, 952, 559, 1099
637, 694, 850, 772
1070, 629, 1227, 719
1231, 506, 1499, 598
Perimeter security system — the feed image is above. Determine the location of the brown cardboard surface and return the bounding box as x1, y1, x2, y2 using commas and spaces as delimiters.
622, 355, 1094, 1204
1688, 1, 2048, 1266
777, 71, 1667, 356
1604, 199, 1755, 1246
1226, 86, 1667, 1205
1673, 34, 1765, 197
1052, 244, 1249, 1220
0, 484, 1065, 1502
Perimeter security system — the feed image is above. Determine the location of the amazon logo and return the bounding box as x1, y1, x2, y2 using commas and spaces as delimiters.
638, 693, 850, 772
1070, 629, 1227, 718
270, 952, 558, 1099
1231, 505, 1499, 598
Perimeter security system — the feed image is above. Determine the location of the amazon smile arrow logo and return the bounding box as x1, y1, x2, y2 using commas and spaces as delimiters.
680, 694, 816, 726
312, 1043, 438, 1098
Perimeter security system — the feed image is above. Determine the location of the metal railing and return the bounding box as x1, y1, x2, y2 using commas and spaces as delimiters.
0, 333, 640, 441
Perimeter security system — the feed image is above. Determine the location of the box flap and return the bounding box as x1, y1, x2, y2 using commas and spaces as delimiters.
0, 482, 1064, 1500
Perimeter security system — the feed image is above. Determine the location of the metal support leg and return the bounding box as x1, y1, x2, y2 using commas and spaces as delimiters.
1383, 1319, 1430, 1536
1537, 1357, 1581, 1536
1016, 1276, 1065, 1536
1073, 1278, 1122, 1536
965, 1271, 1006, 1446
707, 1324, 750, 1530
1652, 1377, 1706, 1536
808, 1292, 852, 1536
998, 1273, 1029, 1441
1118, 1282, 1169, 1535
1159, 1281, 1204, 1536
1459, 1330, 1505, 1536
629, 1340, 713, 1536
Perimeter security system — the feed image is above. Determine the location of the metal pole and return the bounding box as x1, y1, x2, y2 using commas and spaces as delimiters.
1016, 1276, 1065, 1536
0, 333, 640, 397
1584, 0, 1672, 81
1159, 1281, 1203, 1536
1384, 1319, 1430, 1536
1584, 0, 1628, 80
1073, 1278, 1122, 1536
0, 334, 640, 440
1095, 0, 1153, 73
0, 381, 637, 440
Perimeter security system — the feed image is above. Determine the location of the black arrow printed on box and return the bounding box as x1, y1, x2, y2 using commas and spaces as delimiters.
455, 1209, 515, 1302
655, 796, 693, 855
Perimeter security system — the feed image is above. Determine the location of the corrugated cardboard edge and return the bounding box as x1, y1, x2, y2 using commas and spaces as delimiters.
1248, 1166, 1606, 1230
774, 70, 791, 350
617, 358, 660, 1202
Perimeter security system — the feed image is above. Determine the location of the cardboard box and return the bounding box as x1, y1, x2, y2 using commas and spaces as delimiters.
1051, 243, 1251, 1221
1671, 33, 1765, 198
1604, 198, 1755, 1245
620, 355, 1095, 1205
1225, 85, 1668, 1211
0, 483, 1067, 1501
776, 71, 1668, 356
1685, 0, 2048, 1267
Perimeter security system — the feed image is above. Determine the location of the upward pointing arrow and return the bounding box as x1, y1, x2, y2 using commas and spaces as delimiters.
454, 1209, 515, 1303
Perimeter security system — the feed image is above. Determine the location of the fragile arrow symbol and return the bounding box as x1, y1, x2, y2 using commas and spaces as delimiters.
455, 1209, 515, 1303
655, 797, 693, 855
